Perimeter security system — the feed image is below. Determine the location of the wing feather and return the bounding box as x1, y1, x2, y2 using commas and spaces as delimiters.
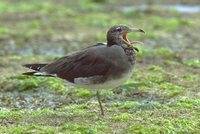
40, 44, 115, 83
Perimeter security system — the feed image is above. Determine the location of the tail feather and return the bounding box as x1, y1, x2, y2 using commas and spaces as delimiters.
22, 71, 37, 75
23, 71, 55, 77
23, 64, 47, 71
23, 63, 55, 77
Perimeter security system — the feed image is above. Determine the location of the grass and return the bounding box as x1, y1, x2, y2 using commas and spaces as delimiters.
0, 98, 199, 133
183, 59, 200, 68
0, 0, 200, 133
0, 54, 199, 133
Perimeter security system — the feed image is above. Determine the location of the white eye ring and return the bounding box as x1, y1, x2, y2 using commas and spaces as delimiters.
116, 27, 122, 32
116, 27, 121, 30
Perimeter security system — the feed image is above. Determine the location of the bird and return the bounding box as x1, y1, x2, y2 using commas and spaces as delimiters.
23, 24, 145, 115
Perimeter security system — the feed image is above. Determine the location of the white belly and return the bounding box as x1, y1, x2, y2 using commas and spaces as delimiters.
71, 69, 133, 90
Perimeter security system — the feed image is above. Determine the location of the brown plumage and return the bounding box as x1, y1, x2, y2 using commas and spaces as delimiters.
23, 24, 145, 115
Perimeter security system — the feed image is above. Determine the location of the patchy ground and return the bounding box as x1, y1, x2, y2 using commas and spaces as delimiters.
0, 0, 200, 133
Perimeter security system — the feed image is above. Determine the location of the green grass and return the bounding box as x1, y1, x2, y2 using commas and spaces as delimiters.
183, 59, 200, 68
0, 98, 199, 133
0, 54, 199, 133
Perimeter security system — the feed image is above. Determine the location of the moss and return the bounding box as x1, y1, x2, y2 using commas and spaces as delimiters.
0, 98, 199, 133
101, 89, 114, 97
183, 59, 200, 68
14, 76, 43, 91
0, 26, 12, 35
61, 124, 97, 134
137, 47, 176, 59
121, 101, 140, 109
136, 101, 162, 110
159, 82, 183, 91
64, 104, 88, 115
0, 1, 64, 13
74, 88, 92, 98
148, 65, 164, 72
30, 109, 57, 117
112, 102, 121, 107
68, 104, 87, 110
159, 82, 183, 98
78, 0, 103, 12
163, 60, 179, 66
182, 73, 198, 82
90, 0, 113, 3
0, 125, 57, 134
127, 124, 160, 134
127, 115, 199, 134
111, 113, 133, 122
137, 46, 154, 59
121, 81, 150, 91
45, 77, 67, 92
0, 111, 21, 120
175, 98, 200, 109
154, 47, 175, 57
6, 76, 67, 92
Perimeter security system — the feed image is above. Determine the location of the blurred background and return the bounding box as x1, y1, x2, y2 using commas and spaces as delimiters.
0, 0, 200, 133
0, 0, 200, 56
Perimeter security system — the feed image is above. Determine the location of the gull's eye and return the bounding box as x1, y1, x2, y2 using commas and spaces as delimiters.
116, 27, 122, 32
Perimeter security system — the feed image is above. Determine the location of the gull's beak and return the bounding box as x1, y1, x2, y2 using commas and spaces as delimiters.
121, 27, 145, 47
128, 28, 145, 34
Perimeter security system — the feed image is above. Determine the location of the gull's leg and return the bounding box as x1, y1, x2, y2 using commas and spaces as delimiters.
96, 91, 104, 115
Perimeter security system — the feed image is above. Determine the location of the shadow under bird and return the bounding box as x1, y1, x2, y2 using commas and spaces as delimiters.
23, 24, 145, 115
